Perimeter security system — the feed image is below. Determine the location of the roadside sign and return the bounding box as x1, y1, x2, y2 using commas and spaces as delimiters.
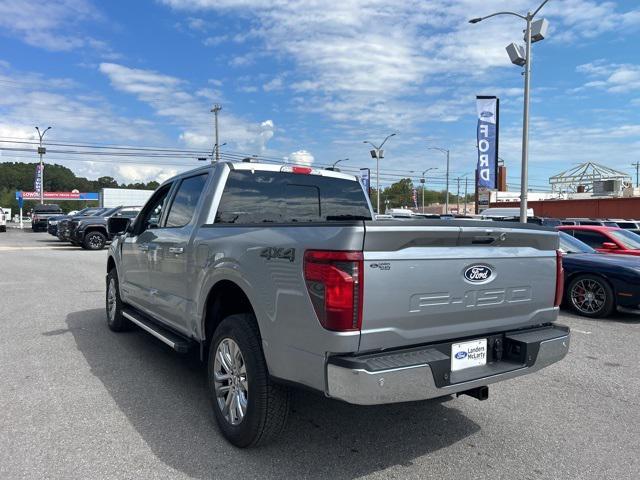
15, 191, 99, 201
478, 187, 491, 213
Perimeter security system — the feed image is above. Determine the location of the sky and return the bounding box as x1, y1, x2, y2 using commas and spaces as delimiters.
0, 0, 639, 193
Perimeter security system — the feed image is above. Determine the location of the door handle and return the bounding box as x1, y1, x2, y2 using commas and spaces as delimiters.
168, 247, 184, 254
138, 244, 149, 251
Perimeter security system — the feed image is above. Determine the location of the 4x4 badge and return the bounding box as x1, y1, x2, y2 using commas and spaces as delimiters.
260, 247, 295, 262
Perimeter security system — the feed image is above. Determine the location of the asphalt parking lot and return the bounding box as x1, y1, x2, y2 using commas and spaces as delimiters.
1, 228, 639, 480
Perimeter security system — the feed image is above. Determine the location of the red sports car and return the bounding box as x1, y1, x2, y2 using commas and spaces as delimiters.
557, 225, 640, 256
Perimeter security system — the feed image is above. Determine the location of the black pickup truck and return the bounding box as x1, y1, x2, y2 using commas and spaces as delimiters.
32, 204, 63, 232
70, 206, 141, 250
49, 207, 106, 237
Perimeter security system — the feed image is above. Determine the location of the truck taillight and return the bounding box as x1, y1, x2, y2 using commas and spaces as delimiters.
303, 250, 363, 331
555, 250, 564, 307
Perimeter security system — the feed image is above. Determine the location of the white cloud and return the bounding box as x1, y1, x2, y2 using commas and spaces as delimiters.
116, 165, 179, 184
99, 62, 276, 153
262, 77, 283, 92
0, 0, 114, 54
287, 149, 314, 166
0, 64, 180, 184
203, 35, 228, 46
160, 0, 640, 130
577, 61, 640, 93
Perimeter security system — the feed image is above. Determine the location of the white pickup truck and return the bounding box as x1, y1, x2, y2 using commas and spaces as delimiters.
105, 161, 569, 447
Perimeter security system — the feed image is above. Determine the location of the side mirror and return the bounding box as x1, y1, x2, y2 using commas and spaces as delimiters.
601, 242, 618, 250
108, 216, 131, 236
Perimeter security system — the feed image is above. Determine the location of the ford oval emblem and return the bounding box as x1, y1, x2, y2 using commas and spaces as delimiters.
455, 351, 467, 360
464, 265, 492, 283
480, 111, 493, 118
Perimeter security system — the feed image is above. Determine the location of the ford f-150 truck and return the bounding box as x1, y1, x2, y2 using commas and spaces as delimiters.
105, 162, 569, 447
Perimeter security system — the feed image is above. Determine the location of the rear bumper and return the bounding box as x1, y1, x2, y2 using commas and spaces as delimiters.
326, 324, 569, 405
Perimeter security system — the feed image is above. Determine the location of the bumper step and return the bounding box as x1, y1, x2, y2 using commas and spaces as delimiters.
326, 325, 570, 405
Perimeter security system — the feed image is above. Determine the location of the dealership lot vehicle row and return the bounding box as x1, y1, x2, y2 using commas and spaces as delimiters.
2, 228, 639, 479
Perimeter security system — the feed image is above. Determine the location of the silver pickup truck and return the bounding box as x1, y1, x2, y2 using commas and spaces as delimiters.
105, 161, 569, 447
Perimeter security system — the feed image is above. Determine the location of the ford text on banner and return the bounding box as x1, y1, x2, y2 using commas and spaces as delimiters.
476, 96, 499, 189
34, 164, 43, 193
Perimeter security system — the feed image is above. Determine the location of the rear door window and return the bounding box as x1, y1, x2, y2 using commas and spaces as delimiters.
214, 170, 371, 224
165, 173, 209, 228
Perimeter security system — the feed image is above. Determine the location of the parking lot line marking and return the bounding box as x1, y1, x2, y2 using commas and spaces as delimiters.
572, 329, 592, 335
0, 246, 74, 251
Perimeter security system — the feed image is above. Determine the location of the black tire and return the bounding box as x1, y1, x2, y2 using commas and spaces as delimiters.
567, 274, 615, 318
208, 313, 290, 447
83, 231, 106, 250
0, 226, 6, 232
106, 269, 130, 331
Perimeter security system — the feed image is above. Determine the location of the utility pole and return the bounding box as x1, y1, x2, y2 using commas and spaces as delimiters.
456, 177, 461, 214
364, 133, 397, 213
211, 104, 222, 163
464, 177, 469, 215
35, 126, 52, 204
633, 162, 640, 188
421, 167, 438, 214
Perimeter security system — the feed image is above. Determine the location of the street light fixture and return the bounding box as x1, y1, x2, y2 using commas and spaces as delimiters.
35, 126, 52, 205
363, 133, 396, 213
427, 146, 450, 214
420, 167, 437, 213
327, 158, 349, 171
201, 142, 226, 162
469, 0, 550, 223
211, 104, 222, 163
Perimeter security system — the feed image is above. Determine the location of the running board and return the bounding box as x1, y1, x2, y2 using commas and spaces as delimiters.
122, 308, 193, 353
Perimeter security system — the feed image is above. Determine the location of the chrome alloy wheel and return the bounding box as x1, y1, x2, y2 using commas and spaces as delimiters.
107, 278, 117, 322
570, 278, 606, 314
214, 338, 248, 426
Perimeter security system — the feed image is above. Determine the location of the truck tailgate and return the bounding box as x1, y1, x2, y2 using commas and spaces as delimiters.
359, 221, 559, 352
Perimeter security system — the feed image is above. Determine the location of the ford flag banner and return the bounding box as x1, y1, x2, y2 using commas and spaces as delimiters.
34, 164, 43, 194
360, 168, 371, 196
476, 96, 499, 189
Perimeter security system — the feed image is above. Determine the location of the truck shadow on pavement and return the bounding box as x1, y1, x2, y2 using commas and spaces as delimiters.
66, 308, 480, 480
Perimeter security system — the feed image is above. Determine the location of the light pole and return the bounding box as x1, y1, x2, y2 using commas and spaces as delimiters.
331, 158, 349, 170
427, 146, 450, 213
464, 177, 469, 214
455, 173, 469, 214
469, 0, 550, 223
364, 133, 396, 213
35, 126, 52, 204
421, 167, 437, 213
211, 104, 222, 163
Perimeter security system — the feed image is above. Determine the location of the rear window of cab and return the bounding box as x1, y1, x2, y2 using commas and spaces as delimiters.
214, 170, 372, 224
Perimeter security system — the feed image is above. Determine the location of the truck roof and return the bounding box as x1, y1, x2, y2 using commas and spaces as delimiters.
162, 161, 360, 186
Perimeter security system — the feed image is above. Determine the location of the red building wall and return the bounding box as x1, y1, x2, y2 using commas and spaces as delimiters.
490, 197, 640, 219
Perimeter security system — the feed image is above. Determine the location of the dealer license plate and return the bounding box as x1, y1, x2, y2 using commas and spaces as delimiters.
451, 339, 487, 372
